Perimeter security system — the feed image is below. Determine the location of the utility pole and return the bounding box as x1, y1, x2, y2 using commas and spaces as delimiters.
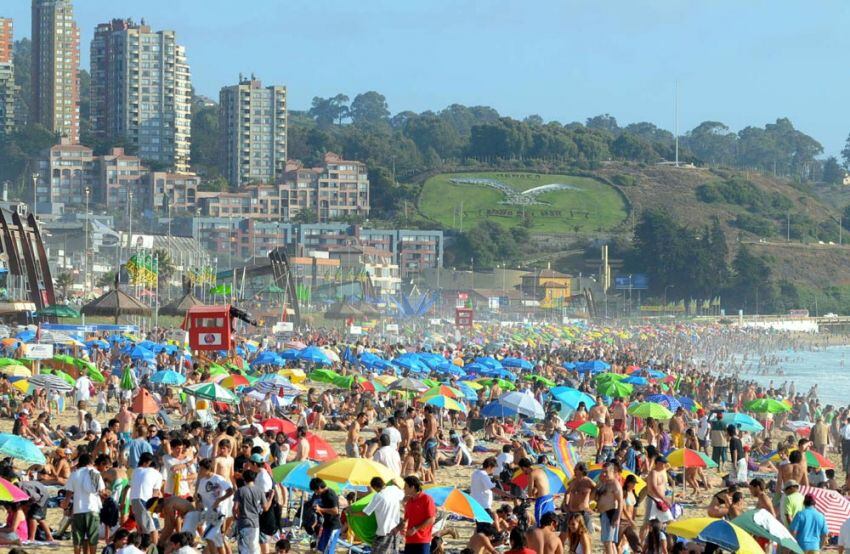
674, 80, 679, 167
787, 212, 790, 242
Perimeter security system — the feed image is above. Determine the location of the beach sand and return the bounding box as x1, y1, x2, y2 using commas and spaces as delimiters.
2, 402, 842, 554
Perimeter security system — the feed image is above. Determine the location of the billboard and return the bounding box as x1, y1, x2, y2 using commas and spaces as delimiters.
614, 274, 649, 290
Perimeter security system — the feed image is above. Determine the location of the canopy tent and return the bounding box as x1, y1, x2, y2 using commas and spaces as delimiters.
159, 291, 205, 316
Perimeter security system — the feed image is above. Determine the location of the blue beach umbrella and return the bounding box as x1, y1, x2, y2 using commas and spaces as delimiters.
551, 387, 596, 409
150, 370, 186, 385
480, 401, 518, 418
298, 346, 332, 366
645, 394, 683, 411
502, 357, 533, 370
0, 433, 46, 464
129, 346, 155, 362
622, 375, 649, 386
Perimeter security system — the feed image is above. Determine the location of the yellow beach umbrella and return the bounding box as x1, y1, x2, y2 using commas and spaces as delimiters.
307, 457, 399, 487
5, 365, 31, 377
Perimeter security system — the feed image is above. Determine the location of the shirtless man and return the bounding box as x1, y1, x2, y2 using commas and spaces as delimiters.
466, 525, 499, 554
293, 426, 311, 461
596, 419, 616, 463
596, 462, 623, 554
519, 457, 553, 526
117, 401, 134, 444
346, 412, 367, 458
610, 398, 628, 440
589, 398, 608, 426
779, 450, 808, 489
525, 512, 563, 554
641, 455, 670, 538
423, 406, 439, 474
562, 462, 595, 541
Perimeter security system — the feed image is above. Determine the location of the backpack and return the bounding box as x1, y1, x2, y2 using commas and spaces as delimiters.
101, 496, 119, 527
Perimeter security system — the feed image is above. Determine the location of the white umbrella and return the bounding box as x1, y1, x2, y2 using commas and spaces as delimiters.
495, 391, 545, 419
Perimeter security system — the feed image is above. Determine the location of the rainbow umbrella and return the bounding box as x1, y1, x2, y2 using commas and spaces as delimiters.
627, 402, 674, 420
422, 385, 464, 399
0, 477, 29, 502
667, 518, 763, 554
552, 432, 580, 479
220, 374, 251, 389
511, 465, 568, 494
667, 448, 718, 468
769, 448, 834, 470
424, 395, 468, 413
460, 380, 483, 390
273, 460, 344, 492
425, 486, 494, 522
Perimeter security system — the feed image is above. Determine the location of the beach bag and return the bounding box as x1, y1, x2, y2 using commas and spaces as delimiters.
647, 497, 676, 523
101, 496, 120, 527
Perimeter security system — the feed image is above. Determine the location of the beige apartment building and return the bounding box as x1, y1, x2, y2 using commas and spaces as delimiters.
0, 18, 16, 137
32, 0, 80, 143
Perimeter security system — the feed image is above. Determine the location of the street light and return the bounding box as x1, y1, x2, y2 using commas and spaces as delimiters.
31, 173, 38, 218
84, 186, 90, 290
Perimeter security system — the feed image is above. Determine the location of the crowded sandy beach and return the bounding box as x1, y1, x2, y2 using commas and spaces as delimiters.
0, 321, 846, 554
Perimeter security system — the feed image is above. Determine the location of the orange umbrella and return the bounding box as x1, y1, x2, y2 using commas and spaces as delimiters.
131, 389, 159, 414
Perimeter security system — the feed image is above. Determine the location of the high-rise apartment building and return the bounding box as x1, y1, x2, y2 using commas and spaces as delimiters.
32, 0, 80, 143
0, 18, 17, 137
219, 76, 287, 187
91, 19, 192, 172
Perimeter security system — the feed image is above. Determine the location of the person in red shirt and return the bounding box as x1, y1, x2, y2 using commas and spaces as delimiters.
505, 528, 536, 554
397, 475, 436, 554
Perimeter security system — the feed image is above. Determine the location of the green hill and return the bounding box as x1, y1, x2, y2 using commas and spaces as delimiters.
418, 172, 628, 233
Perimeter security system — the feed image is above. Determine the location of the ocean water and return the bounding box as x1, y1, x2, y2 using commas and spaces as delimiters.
742, 346, 850, 408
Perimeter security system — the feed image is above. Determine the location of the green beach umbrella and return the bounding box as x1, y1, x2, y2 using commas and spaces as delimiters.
348, 492, 377, 545
574, 421, 599, 437
523, 375, 556, 387
0, 358, 21, 367
744, 398, 791, 414
208, 363, 229, 377
120, 366, 137, 390
309, 369, 340, 383
597, 380, 633, 398
627, 401, 674, 420
477, 378, 516, 391
184, 382, 239, 404
46, 369, 76, 386
732, 510, 804, 554
592, 372, 626, 384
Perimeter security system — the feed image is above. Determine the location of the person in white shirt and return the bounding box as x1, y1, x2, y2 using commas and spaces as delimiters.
75, 374, 92, 405
62, 453, 106, 554
470, 457, 504, 514
362, 477, 405, 554
163, 438, 194, 497
382, 417, 403, 448
372, 434, 402, 475
247, 453, 274, 494
129, 452, 163, 546
190, 458, 234, 554
495, 445, 514, 475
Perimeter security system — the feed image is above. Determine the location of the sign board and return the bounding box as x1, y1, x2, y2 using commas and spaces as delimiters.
615, 274, 649, 290
455, 307, 474, 328
429, 319, 441, 326
349, 325, 363, 335
273, 321, 294, 334
385, 323, 399, 333
457, 292, 468, 300
24, 343, 54, 360
488, 297, 500, 310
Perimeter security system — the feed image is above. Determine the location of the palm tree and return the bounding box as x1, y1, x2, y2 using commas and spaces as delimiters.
153, 249, 176, 291
54, 272, 74, 300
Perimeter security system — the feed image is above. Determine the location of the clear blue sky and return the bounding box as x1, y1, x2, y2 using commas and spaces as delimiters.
5, 0, 850, 155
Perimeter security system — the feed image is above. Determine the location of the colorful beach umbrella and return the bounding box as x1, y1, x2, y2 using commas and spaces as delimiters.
769, 448, 834, 470
551, 432, 580, 479
0, 477, 29, 502
586, 464, 646, 494
425, 486, 494, 522
422, 385, 464, 399
511, 465, 568, 494
220, 374, 251, 389
423, 395, 468, 413
666, 448, 718, 469
797, 485, 850, 534
667, 518, 764, 554
566, 420, 599, 437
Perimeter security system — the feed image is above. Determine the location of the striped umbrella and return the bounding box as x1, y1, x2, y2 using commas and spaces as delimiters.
28, 374, 73, 392
798, 486, 850, 534
511, 465, 568, 494
552, 432, 580, 479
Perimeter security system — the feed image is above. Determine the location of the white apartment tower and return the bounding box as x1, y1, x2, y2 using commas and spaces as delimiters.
219, 75, 287, 187
91, 19, 192, 173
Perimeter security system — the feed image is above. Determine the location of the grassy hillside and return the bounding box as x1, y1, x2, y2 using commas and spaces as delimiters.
418, 172, 628, 233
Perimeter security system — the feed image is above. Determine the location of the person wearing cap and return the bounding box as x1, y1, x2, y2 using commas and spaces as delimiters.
782, 480, 804, 527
